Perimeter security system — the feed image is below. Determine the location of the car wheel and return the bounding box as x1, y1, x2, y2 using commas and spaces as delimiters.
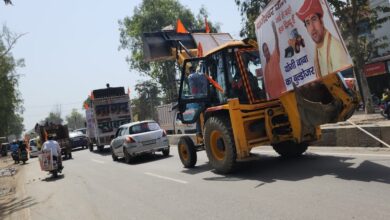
124, 148, 133, 164
204, 116, 237, 174
178, 136, 197, 168
162, 147, 170, 157
112, 148, 118, 161
98, 145, 104, 152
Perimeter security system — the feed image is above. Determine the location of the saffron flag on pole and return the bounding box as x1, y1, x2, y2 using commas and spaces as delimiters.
197, 42, 204, 57
205, 17, 210, 33
176, 19, 188, 33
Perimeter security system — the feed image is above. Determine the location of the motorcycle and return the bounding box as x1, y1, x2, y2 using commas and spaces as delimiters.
39, 150, 63, 178
19, 148, 29, 164
11, 150, 19, 164
50, 156, 63, 178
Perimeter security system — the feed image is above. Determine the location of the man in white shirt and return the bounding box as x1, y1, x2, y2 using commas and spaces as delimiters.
42, 134, 63, 171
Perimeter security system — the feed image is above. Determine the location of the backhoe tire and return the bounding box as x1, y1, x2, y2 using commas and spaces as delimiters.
272, 141, 308, 158
204, 116, 237, 174
178, 136, 197, 168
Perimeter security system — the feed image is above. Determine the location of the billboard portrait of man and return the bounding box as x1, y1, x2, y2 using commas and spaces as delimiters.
296, 0, 350, 77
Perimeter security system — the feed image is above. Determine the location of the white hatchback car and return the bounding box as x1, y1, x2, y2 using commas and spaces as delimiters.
110, 120, 170, 163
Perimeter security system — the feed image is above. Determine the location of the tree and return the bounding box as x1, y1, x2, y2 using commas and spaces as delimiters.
235, 0, 390, 114
3, 0, 12, 5
131, 80, 161, 121
43, 111, 63, 125
0, 25, 24, 138
234, 0, 270, 38
119, 0, 218, 103
66, 109, 86, 130
328, 0, 390, 113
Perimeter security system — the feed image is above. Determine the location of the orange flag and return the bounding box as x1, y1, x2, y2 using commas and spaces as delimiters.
205, 74, 224, 93
176, 19, 188, 33
197, 42, 203, 57
205, 17, 210, 33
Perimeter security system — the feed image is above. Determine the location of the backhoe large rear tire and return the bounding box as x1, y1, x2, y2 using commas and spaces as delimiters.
178, 136, 197, 168
272, 141, 308, 158
204, 116, 237, 174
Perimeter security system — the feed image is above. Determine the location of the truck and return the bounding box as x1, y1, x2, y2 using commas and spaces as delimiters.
156, 103, 196, 134
86, 85, 132, 152
35, 123, 72, 159
142, 2, 359, 174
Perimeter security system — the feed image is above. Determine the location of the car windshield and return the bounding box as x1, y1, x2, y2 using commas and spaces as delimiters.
69, 131, 84, 138
29, 140, 37, 146
75, 128, 87, 135
129, 122, 160, 134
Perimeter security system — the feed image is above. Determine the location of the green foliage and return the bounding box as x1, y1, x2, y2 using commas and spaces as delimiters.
43, 112, 63, 125
119, 0, 218, 103
0, 25, 24, 137
65, 109, 86, 130
131, 80, 161, 121
328, 0, 390, 113
234, 0, 271, 38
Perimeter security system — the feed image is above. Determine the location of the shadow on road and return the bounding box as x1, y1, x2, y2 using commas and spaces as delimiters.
192, 153, 390, 186
41, 174, 65, 182
90, 148, 112, 156
117, 153, 173, 165
0, 196, 38, 219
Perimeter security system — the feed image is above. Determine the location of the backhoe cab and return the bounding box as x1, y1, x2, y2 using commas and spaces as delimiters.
143, 30, 358, 174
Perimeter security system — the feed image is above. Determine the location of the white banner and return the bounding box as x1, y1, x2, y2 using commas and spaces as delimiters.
255, 0, 352, 99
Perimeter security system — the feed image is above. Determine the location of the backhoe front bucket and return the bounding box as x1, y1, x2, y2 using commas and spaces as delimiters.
280, 73, 358, 143
142, 31, 196, 61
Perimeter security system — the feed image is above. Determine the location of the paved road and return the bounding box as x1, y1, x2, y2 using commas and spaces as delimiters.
14, 146, 390, 220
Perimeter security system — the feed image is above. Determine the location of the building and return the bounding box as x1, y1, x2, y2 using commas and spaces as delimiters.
361, 0, 390, 97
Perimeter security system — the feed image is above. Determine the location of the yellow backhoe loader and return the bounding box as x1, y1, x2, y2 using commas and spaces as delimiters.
142, 30, 358, 174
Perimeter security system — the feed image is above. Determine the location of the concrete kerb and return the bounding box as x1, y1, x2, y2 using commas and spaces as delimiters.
167, 122, 390, 148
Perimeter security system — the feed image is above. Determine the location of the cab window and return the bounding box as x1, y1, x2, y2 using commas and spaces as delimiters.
239, 50, 266, 101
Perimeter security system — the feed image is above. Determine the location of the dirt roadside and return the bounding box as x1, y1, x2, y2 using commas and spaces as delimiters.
0, 155, 31, 220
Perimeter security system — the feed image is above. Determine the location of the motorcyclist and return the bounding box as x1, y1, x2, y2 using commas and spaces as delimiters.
381, 88, 390, 119
10, 140, 19, 163
18, 140, 29, 164
42, 134, 63, 172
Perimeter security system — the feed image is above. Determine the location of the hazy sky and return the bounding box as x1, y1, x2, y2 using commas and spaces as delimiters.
0, 0, 242, 131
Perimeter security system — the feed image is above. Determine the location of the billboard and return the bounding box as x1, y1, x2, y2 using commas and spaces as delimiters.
255, 0, 353, 99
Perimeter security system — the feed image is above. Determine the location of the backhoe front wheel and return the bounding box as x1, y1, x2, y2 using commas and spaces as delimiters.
204, 116, 237, 174
272, 141, 308, 158
178, 136, 197, 168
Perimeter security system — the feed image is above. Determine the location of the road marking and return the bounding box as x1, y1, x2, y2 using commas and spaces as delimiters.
91, 159, 106, 164
144, 172, 188, 184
